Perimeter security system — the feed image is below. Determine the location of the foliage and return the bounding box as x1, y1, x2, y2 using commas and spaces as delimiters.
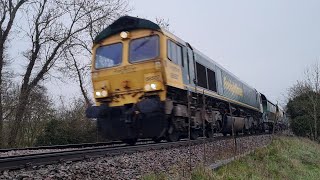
17, 86, 56, 147
290, 115, 314, 137
286, 91, 320, 138
286, 63, 320, 141
0, 83, 55, 147
0, 0, 130, 146
286, 92, 311, 119
36, 99, 96, 146
0, 0, 171, 148
0, 0, 30, 148
287, 87, 320, 140
0, 80, 97, 147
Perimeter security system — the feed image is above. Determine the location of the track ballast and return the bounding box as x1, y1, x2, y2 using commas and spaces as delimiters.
0, 134, 269, 172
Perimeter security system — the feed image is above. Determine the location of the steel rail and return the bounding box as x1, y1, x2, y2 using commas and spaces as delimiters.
0, 134, 268, 172
0, 139, 153, 153
0, 142, 121, 153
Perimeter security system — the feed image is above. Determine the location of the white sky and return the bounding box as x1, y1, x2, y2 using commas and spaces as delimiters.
129, 0, 320, 106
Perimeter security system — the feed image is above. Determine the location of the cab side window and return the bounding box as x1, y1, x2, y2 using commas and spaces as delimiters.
207, 68, 217, 92
167, 40, 183, 66
196, 62, 208, 89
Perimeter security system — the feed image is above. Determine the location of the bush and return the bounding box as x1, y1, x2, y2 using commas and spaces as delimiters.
36, 99, 97, 146
286, 92, 320, 140
36, 118, 96, 146
290, 116, 313, 137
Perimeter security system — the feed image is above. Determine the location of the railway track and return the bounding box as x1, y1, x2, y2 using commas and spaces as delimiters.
0, 142, 122, 153
0, 139, 155, 153
0, 134, 266, 172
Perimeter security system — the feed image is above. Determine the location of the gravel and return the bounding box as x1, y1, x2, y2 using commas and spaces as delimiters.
0, 135, 272, 180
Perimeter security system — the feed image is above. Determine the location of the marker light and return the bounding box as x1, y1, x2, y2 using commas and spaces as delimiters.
154, 62, 161, 70
101, 90, 108, 97
120, 31, 129, 39
144, 84, 151, 91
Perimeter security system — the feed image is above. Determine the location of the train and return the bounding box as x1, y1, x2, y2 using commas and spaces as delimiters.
86, 16, 284, 145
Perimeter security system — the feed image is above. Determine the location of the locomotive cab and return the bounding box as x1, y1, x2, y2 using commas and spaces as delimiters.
87, 16, 184, 143
92, 29, 166, 107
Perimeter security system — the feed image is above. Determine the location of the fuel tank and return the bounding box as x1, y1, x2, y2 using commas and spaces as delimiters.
222, 115, 245, 133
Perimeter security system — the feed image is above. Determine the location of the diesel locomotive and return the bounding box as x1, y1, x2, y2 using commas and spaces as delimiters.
86, 16, 282, 144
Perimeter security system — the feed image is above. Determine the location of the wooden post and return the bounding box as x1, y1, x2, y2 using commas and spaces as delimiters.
187, 90, 192, 173
202, 90, 206, 164
228, 102, 237, 156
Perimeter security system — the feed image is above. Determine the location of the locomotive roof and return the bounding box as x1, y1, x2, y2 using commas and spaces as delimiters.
94, 16, 162, 43
94, 16, 186, 45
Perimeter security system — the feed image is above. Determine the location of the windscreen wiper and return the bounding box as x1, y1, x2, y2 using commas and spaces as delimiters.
133, 38, 151, 51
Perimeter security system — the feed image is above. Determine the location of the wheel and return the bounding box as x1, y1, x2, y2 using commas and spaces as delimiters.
215, 120, 222, 133
190, 131, 199, 140
206, 129, 215, 138
152, 137, 161, 143
250, 128, 255, 134
167, 131, 179, 142
122, 138, 137, 145
243, 129, 249, 135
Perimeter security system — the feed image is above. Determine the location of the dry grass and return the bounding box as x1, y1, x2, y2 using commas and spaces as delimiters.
210, 136, 320, 179
143, 136, 320, 180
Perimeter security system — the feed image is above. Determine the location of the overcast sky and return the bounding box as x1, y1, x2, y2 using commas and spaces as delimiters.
129, 0, 320, 106
33, 0, 320, 106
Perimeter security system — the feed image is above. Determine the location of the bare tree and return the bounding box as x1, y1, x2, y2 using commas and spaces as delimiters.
5, 84, 53, 147
289, 62, 320, 140
304, 63, 320, 140
0, 0, 29, 147
289, 82, 315, 138
155, 17, 170, 31
8, 0, 129, 146
61, 4, 130, 106
71, 51, 91, 105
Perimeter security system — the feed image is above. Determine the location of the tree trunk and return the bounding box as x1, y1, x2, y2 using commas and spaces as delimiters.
0, 90, 3, 148
70, 50, 91, 105
0, 46, 4, 147
315, 108, 318, 140
8, 87, 30, 146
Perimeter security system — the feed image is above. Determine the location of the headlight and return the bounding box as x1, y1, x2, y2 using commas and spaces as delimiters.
120, 31, 130, 39
95, 91, 102, 97
95, 90, 108, 97
150, 83, 157, 90
144, 83, 162, 91
101, 90, 108, 97
144, 84, 151, 91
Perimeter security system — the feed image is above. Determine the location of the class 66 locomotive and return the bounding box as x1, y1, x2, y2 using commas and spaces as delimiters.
86, 16, 282, 145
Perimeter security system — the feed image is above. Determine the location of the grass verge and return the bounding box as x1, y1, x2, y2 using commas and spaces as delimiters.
143, 136, 320, 180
